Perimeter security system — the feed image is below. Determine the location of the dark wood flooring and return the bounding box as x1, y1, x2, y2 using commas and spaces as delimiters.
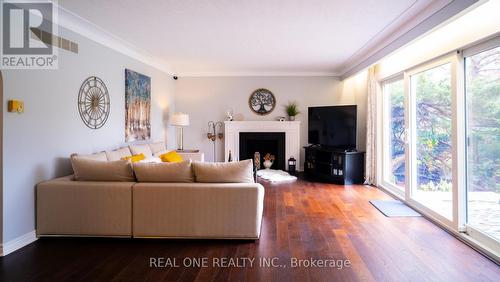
1, 179, 499, 281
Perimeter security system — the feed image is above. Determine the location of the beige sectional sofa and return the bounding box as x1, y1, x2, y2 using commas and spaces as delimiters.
36, 143, 264, 239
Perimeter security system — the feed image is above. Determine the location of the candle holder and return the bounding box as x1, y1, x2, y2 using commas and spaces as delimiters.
254, 152, 261, 170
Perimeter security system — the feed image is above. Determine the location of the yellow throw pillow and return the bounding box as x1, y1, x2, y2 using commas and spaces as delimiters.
121, 153, 145, 163
160, 151, 183, 163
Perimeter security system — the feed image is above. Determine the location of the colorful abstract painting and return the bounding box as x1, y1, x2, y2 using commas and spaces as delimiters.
125, 69, 151, 142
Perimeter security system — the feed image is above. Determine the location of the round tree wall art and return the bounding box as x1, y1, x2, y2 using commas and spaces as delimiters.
249, 88, 276, 115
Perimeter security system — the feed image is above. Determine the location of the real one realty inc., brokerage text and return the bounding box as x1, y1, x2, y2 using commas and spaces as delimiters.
150, 257, 352, 269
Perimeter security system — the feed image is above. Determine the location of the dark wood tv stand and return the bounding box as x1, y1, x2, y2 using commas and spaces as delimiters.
304, 146, 365, 184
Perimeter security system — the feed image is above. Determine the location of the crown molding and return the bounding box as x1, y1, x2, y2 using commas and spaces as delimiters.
339, 0, 480, 79
51, 1, 173, 75
336, 0, 449, 76
177, 71, 340, 78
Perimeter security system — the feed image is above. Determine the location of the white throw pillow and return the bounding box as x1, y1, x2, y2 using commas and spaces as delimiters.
133, 161, 194, 182
105, 147, 132, 161
138, 157, 162, 163
129, 144, 153, 158
70, 152, 107, 161
71, 157, 135, 182
192, 159, 254, 183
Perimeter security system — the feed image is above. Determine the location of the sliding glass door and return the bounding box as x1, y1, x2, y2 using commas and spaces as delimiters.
464, 43, 500, 245
408, 61, 454, 221
381, 78, 405, 195
379, 37, 500, 255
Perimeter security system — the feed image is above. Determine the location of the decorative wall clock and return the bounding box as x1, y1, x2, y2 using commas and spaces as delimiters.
248, 88, 276, 115
78, 76, 110, 129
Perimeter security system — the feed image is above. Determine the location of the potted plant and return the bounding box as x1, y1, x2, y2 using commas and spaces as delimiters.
284, 102, 300, 121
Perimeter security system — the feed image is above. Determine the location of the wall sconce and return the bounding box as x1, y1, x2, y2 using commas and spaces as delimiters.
207, 121, 223, 161
8, 100, 24, 113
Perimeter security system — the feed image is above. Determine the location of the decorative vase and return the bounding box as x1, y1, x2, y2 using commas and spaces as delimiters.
225, 108, 234, 121
289, 115, 295, 121
263, 160, 273, 169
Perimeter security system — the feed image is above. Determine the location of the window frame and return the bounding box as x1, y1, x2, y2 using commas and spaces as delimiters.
404, 53, 460, 230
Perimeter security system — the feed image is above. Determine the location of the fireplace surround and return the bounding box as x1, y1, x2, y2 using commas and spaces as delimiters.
224, 121, 301, 171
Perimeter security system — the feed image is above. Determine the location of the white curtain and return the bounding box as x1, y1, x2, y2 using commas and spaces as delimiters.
364, 66, 380, 185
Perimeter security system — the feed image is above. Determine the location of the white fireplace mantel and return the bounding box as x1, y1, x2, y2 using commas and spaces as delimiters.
224, 121, 300, 170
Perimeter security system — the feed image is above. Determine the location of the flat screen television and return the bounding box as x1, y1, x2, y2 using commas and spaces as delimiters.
308, 105, 357, 149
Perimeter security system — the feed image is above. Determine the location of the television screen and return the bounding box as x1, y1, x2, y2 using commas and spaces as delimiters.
308, 105, 357, 149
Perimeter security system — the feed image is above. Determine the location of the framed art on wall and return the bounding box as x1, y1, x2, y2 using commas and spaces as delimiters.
249, 88, 276, 115
125, 69, 151, 142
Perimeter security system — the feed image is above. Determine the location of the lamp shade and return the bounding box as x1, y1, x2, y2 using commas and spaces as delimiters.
171, 112, 190, 126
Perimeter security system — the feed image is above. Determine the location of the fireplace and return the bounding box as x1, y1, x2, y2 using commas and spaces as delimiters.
224, 121, 300, 171
239, 132, 285, 170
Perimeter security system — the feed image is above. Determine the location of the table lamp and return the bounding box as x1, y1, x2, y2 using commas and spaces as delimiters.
171, 112, 190, 150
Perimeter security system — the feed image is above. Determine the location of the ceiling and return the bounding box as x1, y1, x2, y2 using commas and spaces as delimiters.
57, 0, 450, 76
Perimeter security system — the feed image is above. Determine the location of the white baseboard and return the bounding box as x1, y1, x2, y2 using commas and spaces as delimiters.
0, 230, 37, 256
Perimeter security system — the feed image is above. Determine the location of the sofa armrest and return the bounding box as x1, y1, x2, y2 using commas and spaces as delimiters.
37, 176, 134, 237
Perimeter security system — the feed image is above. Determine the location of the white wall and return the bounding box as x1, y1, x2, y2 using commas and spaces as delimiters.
175, 76, 367, 167
338, 70, 369, 151
0, 71, 3, 245
2, 27, 175, 243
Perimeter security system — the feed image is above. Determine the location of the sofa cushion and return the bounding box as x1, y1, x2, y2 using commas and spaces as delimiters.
149, 142, 166, 155
71, 157, 135, 182
71, 152, 107, 161
133, 161, 194, 182
129, 144, 153, 158
105, 147, 132, 161
192, 159, 254, 183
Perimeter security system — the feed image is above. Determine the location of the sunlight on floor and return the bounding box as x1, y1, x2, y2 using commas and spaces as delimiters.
414, 191, 500, 240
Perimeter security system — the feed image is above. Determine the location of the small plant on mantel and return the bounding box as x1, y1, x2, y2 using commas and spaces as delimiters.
284, 102, 300, 121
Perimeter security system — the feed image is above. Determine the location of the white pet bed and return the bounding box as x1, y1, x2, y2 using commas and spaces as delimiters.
256, 169, 297, 183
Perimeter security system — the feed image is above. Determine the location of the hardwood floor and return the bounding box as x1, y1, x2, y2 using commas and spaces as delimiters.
1, 178, 498, 281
